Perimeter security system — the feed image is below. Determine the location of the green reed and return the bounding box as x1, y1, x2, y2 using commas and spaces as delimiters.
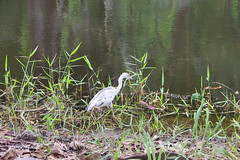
1, 45, 239, 159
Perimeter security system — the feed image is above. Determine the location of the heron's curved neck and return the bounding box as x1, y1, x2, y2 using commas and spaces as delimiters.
115, 75, 124, 94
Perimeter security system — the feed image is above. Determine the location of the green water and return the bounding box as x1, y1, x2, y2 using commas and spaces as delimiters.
0, 0, 240, 95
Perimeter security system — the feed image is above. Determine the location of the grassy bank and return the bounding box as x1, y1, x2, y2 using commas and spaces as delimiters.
0, 45, 239, 160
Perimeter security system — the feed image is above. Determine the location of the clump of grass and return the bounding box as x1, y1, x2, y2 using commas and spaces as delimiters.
1, 43, 93, 135
127, 53, 155, 102
0, 45, 240, 159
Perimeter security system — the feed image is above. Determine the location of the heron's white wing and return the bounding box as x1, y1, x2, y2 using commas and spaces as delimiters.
91, 86, 115, 101
95, 89, 115, 106
86, 87, 116, 111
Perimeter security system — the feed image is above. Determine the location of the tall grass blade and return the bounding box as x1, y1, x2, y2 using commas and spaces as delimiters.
210, 116, 225, 138
29, 46, 38, 58
84, 56, 93, 71
161, 68, 164, 87
16, 58, 26, 68
70, 42, 82, 56
193, 97, 205, 136
214, 148, 234, 159
5, 55, 8, 72
207, 65, 210, 81
70, 56, 84, 62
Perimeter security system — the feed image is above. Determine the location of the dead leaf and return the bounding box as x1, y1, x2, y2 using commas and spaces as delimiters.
0, 127, 8, 138
138, 101, 148, 106
147, 106, 155, 110
197, 140, 204, 150
211, 86, 222, 90
205, 86, 221, 90
31, 149, 45, 159
205, 86, 211, 90
1, 147, 17, 160
82, 153, 100, 160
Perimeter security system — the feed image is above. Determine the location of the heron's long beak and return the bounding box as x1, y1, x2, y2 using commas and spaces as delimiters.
130, 77, 136, 82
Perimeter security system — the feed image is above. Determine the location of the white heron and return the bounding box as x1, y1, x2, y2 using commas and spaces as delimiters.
86, 72, 135, 112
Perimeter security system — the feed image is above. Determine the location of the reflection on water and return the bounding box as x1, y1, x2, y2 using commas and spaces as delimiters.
0, 0, 240, 95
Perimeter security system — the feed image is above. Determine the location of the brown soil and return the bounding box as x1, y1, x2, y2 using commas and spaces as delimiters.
0, 127, 238, 160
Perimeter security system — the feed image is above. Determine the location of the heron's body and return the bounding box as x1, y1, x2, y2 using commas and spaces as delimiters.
86, 73, 134, 111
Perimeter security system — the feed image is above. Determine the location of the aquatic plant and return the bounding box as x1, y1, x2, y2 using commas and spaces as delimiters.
0, 45, 239, 159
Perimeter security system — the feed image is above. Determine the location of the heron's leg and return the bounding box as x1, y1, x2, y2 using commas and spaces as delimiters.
90, 107, 94, 117
90, 107, 103, 118
95, 107, 104, 119
111, 102, 115, 118
88, 107, 95, 122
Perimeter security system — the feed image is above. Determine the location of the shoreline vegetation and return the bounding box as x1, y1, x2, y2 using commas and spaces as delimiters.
0, 45, 239, 160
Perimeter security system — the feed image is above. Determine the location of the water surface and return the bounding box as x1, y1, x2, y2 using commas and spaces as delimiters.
0, 0, 240, 95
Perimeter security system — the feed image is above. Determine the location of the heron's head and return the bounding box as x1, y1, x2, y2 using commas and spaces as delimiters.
121, 72, 135, 81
